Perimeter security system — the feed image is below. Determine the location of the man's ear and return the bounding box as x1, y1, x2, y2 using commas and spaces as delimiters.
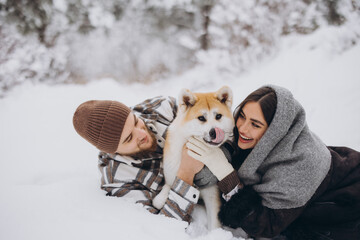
178, 88, 197, 113
215, 86, 233, 108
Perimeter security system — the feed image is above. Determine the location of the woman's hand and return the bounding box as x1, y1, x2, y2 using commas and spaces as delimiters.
186, 137, 234, 181
176, 145, 204, 185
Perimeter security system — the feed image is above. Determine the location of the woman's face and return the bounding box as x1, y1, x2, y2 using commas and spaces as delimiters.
236, 101, 268, 150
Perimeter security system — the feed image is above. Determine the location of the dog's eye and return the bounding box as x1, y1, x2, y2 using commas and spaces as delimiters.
198, 116, 206, 122
216, 114, 222, 120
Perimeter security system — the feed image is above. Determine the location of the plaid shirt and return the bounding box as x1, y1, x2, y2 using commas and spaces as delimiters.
98, 96, 200, 222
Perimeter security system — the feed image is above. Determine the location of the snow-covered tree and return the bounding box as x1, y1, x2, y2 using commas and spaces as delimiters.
0, 0, 358, 96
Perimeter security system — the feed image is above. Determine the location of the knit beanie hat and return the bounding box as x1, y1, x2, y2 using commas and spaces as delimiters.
73, 100, 131, 153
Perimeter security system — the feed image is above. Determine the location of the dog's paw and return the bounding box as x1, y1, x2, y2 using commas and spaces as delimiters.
152, 195, 166, 210
152, 184, 171, 210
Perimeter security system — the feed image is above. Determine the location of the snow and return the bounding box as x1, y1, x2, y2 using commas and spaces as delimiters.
1, 21, 360, 240
53, 0, 67, 12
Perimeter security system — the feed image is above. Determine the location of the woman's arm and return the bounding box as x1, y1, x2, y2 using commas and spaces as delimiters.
185, 137, 308, 237
219, 184, 306, 238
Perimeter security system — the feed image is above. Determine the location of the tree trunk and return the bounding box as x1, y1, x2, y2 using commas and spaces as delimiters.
200, 4, 213, 51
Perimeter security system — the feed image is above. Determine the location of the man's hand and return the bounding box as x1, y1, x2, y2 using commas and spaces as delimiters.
176, 145, 204, 185
186, 137, 234, 181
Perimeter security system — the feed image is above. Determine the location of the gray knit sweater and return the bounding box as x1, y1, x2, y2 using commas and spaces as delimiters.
238, 85, 331, 209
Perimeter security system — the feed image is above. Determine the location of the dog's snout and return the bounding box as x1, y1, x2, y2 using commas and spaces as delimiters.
209, 128, 216, 140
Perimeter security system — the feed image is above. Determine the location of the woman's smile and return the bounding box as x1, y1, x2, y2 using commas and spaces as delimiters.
238, 132, 253, 143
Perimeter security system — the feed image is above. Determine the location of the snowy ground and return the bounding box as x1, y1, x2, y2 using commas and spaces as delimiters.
1, 23, 360, 240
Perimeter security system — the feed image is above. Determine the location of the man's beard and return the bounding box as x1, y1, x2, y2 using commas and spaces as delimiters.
130, 127, 158, 159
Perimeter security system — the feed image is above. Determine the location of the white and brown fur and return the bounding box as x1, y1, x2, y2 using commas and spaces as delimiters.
152, 86, 234, 230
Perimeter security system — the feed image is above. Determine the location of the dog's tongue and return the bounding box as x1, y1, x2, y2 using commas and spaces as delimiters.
212, 128, 225, 144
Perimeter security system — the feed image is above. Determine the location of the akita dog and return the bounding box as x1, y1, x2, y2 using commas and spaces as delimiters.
152, 86, 234, 230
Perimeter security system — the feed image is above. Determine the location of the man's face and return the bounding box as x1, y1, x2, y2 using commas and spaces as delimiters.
116, 113, 156, 155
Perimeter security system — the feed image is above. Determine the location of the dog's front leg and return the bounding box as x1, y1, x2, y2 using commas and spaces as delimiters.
200, 185, 221, 230
152, 184, 171, 210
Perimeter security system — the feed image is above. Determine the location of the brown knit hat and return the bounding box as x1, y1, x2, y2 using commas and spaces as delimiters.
73, 100, 131, 153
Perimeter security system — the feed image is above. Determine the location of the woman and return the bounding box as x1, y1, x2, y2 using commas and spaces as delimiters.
187, 85, 360, 239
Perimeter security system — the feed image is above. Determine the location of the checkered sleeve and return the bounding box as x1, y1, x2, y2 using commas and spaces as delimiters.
159, 177, 200, 222
98, 152, 161, 214
98, 153, 201, 221
131, 96, 177, 124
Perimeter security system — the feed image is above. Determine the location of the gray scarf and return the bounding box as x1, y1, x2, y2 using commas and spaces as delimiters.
238, 85, 331, 209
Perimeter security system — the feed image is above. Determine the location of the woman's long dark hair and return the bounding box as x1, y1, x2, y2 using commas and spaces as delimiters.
234, 86, 277, 126
232, 87, 277, 162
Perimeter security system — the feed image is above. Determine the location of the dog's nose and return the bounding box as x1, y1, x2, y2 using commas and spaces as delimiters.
209, 128, 216, 140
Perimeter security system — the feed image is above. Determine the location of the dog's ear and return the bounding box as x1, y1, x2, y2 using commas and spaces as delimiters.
216, 86, 233, 108
179, 88, 197, 112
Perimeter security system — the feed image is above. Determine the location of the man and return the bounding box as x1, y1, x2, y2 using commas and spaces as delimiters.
73, 96, 213, 222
